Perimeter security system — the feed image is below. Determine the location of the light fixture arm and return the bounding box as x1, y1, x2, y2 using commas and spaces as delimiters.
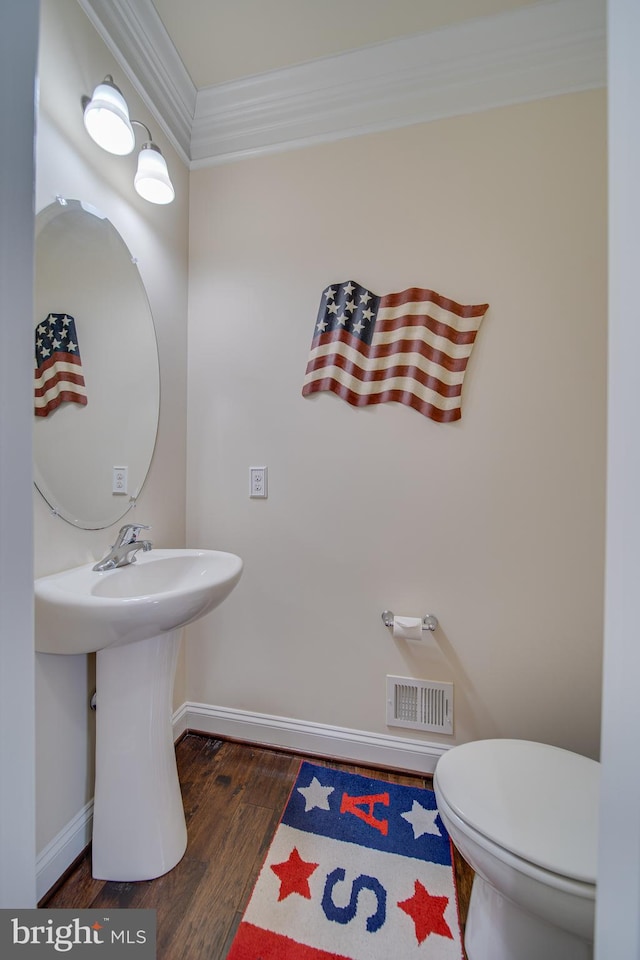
131, 119, 153, 144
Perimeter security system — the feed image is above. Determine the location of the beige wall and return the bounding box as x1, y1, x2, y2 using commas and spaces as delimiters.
34, 0, 189, 858
186, 90, 606, 761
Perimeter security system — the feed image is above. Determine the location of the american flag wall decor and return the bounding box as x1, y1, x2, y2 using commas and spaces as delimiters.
302, 281, 489, 422
34, 313, 88, 418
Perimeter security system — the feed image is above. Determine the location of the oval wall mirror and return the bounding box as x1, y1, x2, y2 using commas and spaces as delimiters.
33, 198, 160, 529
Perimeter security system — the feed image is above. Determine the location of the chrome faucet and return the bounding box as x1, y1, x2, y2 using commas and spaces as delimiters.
92, 523, 152, 572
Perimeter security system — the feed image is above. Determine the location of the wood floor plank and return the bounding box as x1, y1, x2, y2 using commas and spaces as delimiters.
88, 879, 154, 911
135, 858, 211, 957
162, 801, 276, 960
184, 742, 279, 863
329, 760, 431, 789
41, 735, 473, 960
177, 735, 224, 826
43, 854, 104, 909
220, 911, 243, 959
237, 746, 300, 810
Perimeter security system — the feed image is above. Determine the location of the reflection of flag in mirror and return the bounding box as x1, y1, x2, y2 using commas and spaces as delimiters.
34, 313, 87, 418
302, 282, 488, 422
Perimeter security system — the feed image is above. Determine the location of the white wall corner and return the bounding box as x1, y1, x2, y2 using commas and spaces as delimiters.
1, 0, 38, 910
177, 702, 449, 774
172, 700, 190, 741
597, 0, 640, 955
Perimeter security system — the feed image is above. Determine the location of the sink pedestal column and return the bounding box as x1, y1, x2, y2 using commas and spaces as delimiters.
92, 629, 187, 881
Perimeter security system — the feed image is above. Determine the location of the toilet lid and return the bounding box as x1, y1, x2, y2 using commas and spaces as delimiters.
434, 739, 599, 884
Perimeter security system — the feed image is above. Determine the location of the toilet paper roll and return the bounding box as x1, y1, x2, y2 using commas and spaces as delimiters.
392, 616, 423, 641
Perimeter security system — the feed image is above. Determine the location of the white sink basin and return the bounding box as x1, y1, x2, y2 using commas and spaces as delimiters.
35, 548, 243, 654
34, 546, 243, 882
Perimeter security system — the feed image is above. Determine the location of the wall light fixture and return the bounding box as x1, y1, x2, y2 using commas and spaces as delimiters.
82, 76, 175, 205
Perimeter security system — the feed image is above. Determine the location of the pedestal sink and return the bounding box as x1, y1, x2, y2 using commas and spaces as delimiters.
35, 548, 243, 881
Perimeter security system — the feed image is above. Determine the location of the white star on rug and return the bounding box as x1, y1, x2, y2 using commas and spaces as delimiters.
297, 776, 335, 812
401, 801, 442, 839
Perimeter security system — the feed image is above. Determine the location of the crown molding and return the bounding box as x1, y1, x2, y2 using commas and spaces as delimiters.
77, 0, 196, 165
191, 0, 605, 166
77, 0, 605, 169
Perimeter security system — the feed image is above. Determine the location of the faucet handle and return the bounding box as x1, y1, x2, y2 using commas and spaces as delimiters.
115, 523, 151, 545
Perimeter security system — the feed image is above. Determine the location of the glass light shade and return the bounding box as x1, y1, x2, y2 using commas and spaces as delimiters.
134, 144, 175, 205
83, 79, 135, 156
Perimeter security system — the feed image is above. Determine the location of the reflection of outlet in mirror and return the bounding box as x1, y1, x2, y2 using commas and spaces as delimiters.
112, 465, 128, 495
250, 466, 268, 498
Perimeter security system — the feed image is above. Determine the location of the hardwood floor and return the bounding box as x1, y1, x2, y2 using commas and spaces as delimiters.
42, 735, 474, 958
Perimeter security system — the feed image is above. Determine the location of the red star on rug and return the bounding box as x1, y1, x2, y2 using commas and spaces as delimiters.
270, 847, 319, 901
397, 879, 454, 944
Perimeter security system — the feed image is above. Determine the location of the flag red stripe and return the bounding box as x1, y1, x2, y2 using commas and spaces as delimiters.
375, 312, 479, 345
34, 370, 86, 398
34, 391, 88, 417
310, 328, 473, 374
380, 287, 489, 318
302, 379, 462, 422
311, 328, 365, 351
304, 351, 463, 398
372, 338, 471, 374
35, 351, 84, 375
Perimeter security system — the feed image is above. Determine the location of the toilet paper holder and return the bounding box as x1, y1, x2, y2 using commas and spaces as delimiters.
381, 610, 439, 632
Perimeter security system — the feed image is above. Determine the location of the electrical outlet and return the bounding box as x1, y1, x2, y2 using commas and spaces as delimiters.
250, 466, 268, 498
112, 465, 128, 495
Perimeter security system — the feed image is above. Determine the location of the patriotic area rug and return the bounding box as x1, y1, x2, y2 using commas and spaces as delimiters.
227, 761, 463, 960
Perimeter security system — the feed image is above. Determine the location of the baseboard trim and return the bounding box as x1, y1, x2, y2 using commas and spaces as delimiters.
37, 702, 448, 897
178, 702, 449, 774
36, 799, 93, 902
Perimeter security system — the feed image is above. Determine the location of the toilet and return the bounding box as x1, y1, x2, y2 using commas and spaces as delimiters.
433, 739, 599, 960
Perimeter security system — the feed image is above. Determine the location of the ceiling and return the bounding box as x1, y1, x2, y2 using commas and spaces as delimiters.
79, 0, 606, 167
148, 0, 538, 89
